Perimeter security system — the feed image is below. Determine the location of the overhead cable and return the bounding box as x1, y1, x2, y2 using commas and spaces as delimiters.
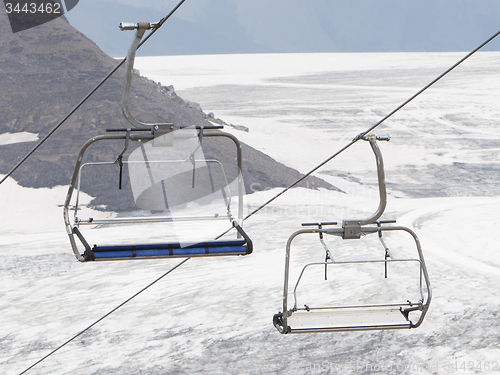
0, 0, 187, 187
239, 29, 500, 224
18, 258, 189, 375
14, 18, 500, 375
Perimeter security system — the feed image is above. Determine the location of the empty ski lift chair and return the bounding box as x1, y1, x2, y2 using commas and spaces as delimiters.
273, 135, 431, 333
63, 22, 252, 262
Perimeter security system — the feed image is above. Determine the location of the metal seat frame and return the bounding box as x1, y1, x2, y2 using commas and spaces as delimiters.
274, 135, 431, 333
63, 22, 252, 262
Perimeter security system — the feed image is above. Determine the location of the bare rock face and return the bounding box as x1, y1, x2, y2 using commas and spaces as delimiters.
0, 12, 339, 212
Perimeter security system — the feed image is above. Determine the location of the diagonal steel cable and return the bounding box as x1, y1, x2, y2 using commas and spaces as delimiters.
0, 0, 187, 187
18, 258, 190, 375
12, 15, 500, 375
238, 29, 500, 225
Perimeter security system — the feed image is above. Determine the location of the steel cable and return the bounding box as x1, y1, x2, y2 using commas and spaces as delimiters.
18, 258, 190, 375
13, 2, 191, 374
237, 29, 500, 225
0, 0, 187, 187
13, 14, 500, 375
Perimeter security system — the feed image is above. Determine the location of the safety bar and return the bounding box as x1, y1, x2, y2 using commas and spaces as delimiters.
64, 131, 245, 261
291, 258, 425, 311
276, 224, 432, 333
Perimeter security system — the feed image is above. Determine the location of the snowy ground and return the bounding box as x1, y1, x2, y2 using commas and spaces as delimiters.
1, 52, 500, 374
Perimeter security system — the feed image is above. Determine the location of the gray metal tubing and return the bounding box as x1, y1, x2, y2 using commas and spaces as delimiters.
281, 225, 431, 331
64, 131, 244, 260
379, 236, 394, 259
74, 158, 233, 223
281, 228, 320, 330
121, 23, 173, 129
74, 160, 116, 222
77, 215, 230, 226
295, 302, 414, 310
346, 135, 387, 225
64, 133, 152, 261
292, 258, 423, 311
287, 324, 412, 334
215, 132, 244, 228
320, 238, 334, 261
369, 224, 432, 327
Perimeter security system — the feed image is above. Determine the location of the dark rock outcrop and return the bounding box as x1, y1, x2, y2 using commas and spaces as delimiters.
0, 12, 339, 212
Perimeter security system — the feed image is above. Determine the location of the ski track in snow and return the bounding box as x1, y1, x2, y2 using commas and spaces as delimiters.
1, 52, 500, 374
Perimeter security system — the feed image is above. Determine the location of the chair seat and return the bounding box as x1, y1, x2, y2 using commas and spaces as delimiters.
86, 240, 249, 260
277, 304, 415, 333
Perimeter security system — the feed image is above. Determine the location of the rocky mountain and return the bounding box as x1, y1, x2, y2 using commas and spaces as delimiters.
0, 12, 337, 212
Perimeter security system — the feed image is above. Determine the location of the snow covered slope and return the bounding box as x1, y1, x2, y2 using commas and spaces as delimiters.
1, 51, 500, 374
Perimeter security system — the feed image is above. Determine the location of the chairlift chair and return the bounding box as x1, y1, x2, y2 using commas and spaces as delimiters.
273, 135, 431, 333
63, 22, 252, 261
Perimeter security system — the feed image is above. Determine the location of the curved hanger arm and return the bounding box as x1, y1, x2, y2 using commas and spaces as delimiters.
343, 134, 390, 229
360, 134, 389, 225
120, 22, 174, 129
